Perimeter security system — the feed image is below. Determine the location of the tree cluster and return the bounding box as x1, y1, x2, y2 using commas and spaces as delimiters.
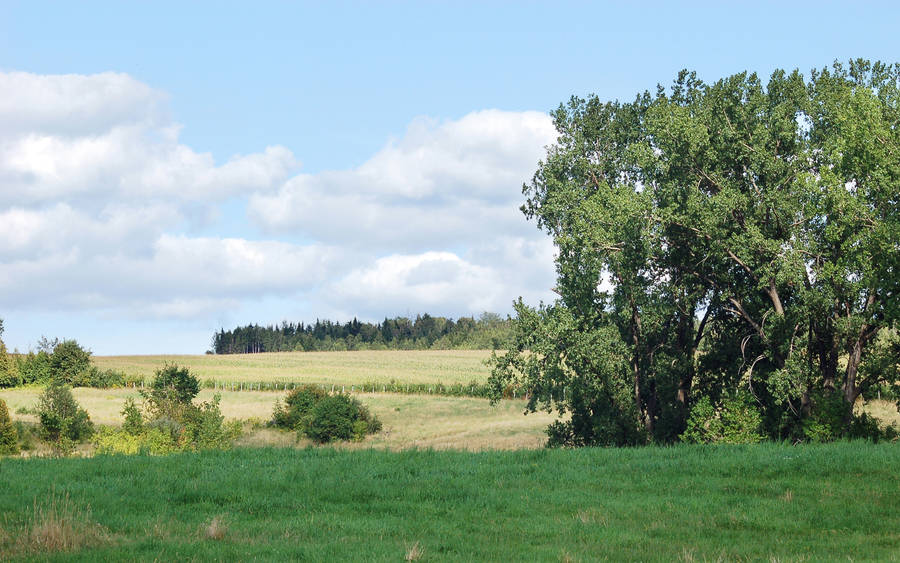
212, 313, 513, 354
491, 60, 900, 445
0, 327, 126, 389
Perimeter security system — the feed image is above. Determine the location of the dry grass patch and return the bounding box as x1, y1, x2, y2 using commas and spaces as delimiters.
404, 540, 425, 561
574, 508, 607, 526
8, 492, 109, 556
202, 515, 227, 541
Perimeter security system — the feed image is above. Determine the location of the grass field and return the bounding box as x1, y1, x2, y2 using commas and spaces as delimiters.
0, 387, 556, 452
93, 350, 493, 386
1, 443, 899, 561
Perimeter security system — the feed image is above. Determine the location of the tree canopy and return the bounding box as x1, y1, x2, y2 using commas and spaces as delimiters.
490, 60, 900, 445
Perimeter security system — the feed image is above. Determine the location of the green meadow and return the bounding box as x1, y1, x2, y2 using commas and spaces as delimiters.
1, 444, 899, 561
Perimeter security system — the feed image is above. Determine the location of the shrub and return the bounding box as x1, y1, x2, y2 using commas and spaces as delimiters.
272, 384, 327, 430
0, 339, 21, 388
682, 393, 764, 445
93, 426, 178, 456
17, 351, 52, 385
149, 364, 199, 404
0, 398, 19, 455
37, 383, 94, 454
121, 398, 143, 435
303, 394, 382, 444
181, 395, 241, 451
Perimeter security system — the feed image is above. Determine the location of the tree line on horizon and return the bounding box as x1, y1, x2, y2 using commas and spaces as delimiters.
211, 313, 514, 354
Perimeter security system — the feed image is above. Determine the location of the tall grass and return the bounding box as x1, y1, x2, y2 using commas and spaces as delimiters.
1, 443, 898, 560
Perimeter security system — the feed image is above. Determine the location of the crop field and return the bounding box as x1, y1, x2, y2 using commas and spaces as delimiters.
2, 443, 900, 561
93, 350, 493, 387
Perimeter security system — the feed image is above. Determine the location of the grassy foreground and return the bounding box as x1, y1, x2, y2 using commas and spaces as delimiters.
93, 350, 493, 387
1, 443, 899, 561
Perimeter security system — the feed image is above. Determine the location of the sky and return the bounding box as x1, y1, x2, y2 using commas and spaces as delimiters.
1, 1, 898, 355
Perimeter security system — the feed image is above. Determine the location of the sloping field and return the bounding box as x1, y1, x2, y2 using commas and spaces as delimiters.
93, 350, 493, 386
1, 444, 899, 561
0, 387, 555, 452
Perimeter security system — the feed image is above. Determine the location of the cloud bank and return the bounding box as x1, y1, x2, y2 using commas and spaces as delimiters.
0, 71, 557, 351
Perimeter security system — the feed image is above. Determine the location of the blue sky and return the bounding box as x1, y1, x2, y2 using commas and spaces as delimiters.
1, 1, 898, 354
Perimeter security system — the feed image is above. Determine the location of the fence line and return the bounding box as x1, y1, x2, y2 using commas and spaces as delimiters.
122, 378, 548, 400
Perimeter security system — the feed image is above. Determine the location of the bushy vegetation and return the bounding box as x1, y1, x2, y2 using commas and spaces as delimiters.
213, 312, 513, 353
491, 60, 900, 446
93, 364, 240, 455
0, 329, 127, 389
271, 385, 381, 443
0, 398, 19, 455
36, 383, 94, 454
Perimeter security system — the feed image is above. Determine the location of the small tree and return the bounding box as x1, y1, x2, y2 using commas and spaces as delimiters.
49, 340, 92, 385
0, 398, 19, 455
37, 383, 93, 453
149, 364, 200, 404
0, 339, 20, 388
121, 398, 143, 436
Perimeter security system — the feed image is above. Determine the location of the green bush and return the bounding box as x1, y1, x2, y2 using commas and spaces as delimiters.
36, 383, 94, 454
17, 350, 52, 385
122, 398, 143, 435
93, 426, 179, 455
801, 392, 891, 443
303, 394, 381, 444
49, 339, 93, 384
0, 398, 19, 455
682, 393, 764, 445
148, 364, 200, 404
0, 339, 20, 388
271, 384, 327, 430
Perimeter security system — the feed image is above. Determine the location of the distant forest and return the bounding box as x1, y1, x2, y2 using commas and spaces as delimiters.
211, 313, 514, 354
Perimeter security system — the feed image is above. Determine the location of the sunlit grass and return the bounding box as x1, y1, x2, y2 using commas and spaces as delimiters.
1, 444, 898, 560
0, 387, 555, 452
93, 349, 493, 386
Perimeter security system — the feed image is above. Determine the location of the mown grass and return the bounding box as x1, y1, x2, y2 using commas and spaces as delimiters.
92, 350, 493, 387
1, 443, 899, 560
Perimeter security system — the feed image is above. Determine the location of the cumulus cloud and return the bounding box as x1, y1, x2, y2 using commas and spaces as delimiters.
248, 109, 556, 251
0, 71, 298, 207
0, 70, 558, 340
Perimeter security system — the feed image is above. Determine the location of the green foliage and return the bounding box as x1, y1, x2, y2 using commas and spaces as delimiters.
16, 351, 52, 385
0, 398, 19, 455
49, 340, 92, 384
303, 394, 381, 443
93, 426, 179, 456
36, 383, 94, 453
492, 60, 900, 445
104, 364, 242, 454
0, 339, 20, 388
271, 387, 381, 443
682, 394, 764, 444
213, 312, 514, 354
121, 398, 143, 436
149, 363, 200, 404
271, 384, 327, 430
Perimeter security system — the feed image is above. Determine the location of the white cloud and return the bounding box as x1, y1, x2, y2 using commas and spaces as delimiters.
0, 71, 298, 207
248, 109, 556, 250
0, 70, 559, 345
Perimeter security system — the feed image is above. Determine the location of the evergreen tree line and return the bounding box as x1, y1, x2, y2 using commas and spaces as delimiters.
211, 313, 513, 354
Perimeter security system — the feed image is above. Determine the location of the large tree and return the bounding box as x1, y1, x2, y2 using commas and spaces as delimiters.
490, 60, 900, 445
